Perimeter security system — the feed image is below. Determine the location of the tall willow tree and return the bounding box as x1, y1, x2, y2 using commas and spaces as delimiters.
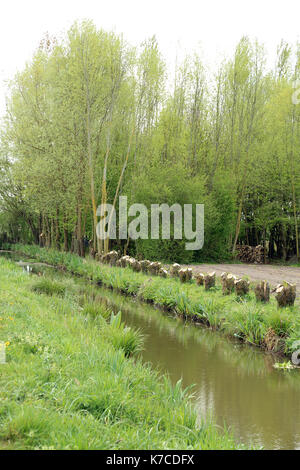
221, 38, 267, 253
2, 22, 138, 254
65, 22, 131, 253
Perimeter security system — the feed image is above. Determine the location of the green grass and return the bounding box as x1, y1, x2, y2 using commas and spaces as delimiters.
82, 301, 112, 321
31, 278, 66, 296
0, 257, 241, 450
13, 244, 300, 355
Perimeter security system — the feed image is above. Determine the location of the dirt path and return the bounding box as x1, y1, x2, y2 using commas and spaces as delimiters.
182, 263, 300, 298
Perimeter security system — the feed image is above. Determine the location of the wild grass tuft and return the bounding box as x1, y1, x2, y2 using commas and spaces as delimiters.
82, 302, 112, 321
31, 278, 66, 297
107, 311, 144, 357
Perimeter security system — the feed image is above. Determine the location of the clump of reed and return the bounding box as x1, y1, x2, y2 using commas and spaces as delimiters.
82, 302, 112, 321
31, 278, 66, 297
107, 312, 144, 358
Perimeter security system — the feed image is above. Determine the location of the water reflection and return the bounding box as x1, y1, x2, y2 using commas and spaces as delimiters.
95, 287, 300, 450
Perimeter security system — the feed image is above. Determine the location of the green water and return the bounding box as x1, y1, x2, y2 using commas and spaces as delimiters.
2, 251, 300, 449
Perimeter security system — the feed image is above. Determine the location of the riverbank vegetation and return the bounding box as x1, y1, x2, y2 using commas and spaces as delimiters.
13, 244, 300, 356
0, 21, 299, 263
0, 256, 243, 449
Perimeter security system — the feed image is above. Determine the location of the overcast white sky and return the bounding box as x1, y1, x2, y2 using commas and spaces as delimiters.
1, 0, 300, 116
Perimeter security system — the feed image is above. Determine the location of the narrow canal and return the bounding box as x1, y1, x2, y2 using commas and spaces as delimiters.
95, 287, 300, 450
2, 252, 300, 450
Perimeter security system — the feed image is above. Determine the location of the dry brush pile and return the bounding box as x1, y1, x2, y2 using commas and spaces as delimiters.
236, 245, 266, 264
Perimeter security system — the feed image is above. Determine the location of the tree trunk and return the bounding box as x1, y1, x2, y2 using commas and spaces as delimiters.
63, 215, 68, 252
232, 188, 244, 254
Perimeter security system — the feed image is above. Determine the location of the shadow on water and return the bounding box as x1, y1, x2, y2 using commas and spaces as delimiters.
2, 251, 300, 449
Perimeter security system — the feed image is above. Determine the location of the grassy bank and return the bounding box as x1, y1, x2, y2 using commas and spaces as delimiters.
13, 244, 300, 356
0, 256, 241, 450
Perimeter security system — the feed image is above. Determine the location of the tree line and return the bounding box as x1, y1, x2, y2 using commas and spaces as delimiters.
0, 21, 299, 262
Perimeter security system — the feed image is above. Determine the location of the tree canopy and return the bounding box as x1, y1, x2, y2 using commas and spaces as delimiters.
0, 22, 299, 262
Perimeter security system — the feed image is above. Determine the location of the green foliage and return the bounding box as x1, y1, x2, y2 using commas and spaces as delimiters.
0, 256, 242, 449
31, 279, 66, 297
195, 175, 236, 261
15, 244, 300, 355
131, 162, 202, 263
108, 322, 144, 358
82, 302, 112, 321
1, 25, 299, 262
229, 304, 267, 346
264, 309, 293, 337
